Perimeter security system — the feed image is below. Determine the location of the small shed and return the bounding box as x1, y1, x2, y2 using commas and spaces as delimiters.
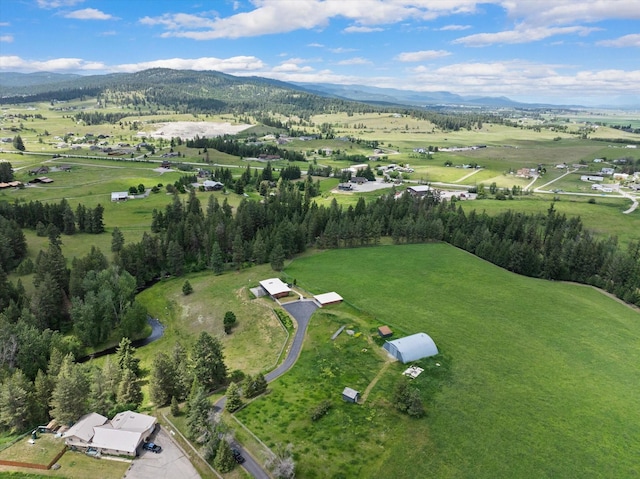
342, 387, 359, 403
377, 326, 393, 338
383, 332, 439, 363
314, 292, 343, 306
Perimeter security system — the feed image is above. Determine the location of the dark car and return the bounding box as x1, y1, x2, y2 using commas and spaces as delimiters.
143, 442, 162, 453
231, 447, 245, 464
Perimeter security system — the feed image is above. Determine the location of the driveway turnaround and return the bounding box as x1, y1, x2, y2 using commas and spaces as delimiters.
125, 427, 200, 479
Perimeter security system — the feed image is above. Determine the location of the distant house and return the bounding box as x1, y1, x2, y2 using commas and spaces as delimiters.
593, 158, 604, 163
259, 278, 291, 299
516, 168, 533, 178
30, 177, 53, 184
203, 180, 224, 191
350, 177, 368, 184
600, 168, 615, 175
342, 387, 359, 403
383, 332, 439, 363
29, 166, 49, 176
111, 192, 129, 202
377, 326, 393, 338
64, 413, 108, 450
581, 175, 604, 182
314, 292, 343, 307
338, 183, 353, 191
406, 185, 432, 197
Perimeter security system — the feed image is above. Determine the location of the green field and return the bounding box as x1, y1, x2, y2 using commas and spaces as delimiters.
235, 244, 640, 478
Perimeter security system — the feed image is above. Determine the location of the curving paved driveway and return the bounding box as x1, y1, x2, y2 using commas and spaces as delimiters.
215, 298, 318, 478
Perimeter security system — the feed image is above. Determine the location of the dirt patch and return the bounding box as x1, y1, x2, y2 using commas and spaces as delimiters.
147, 121, 252, 140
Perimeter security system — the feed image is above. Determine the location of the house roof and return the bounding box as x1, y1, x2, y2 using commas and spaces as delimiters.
110, 411, 156, 433
91, 426, 142, 455
111, 191, 128, 200
383, 332, 439, 363
342, 387, 359, 399
64, 413, 108, 442
407, 185, 431, 193
259, 278, 291, 296
314, 292, 343, 305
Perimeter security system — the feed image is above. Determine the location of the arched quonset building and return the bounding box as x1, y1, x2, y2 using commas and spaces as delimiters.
383, 332, 439, 363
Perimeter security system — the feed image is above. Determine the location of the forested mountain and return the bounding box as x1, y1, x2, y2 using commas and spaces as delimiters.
0, 71, 82, 88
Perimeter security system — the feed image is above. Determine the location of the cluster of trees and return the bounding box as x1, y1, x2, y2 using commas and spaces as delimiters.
74, 111, 132, 125
114, 180, 640, 306
187, 134, 306, 162
0, 195, 104, 237
0, 338, 143, 433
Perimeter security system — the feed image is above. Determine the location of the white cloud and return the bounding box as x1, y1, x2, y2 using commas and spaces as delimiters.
272, 63, 314, 72
98, 31, 117, 37
0, 22, 10, 27
64, 8, 115, 20
597, 33, 640, 48
37, 0, 84, 8
0, 35, 13, 43
337, 57, 372, 65
330, 47, 357, 53
113, 56, 266, 74
454, 25, 599, 46
500, 0, 640, 26
396, 50, 451, 62
439, 24, 471, 31
308, 42, 324, 48
0, 56, 105, 71
137, 1, 485, 40
343, 26, 384, 33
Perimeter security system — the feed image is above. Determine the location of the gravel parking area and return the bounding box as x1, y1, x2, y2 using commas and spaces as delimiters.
125, 427, 200, 479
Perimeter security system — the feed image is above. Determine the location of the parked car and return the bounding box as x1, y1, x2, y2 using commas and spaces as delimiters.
231, 447, 245, 464
143, 442, 162, 453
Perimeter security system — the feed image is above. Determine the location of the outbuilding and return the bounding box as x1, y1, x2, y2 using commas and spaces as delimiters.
383, 332, 439, 363
314, 292, 343, 306
342, 387, 359, 403
111, 191, 129, 202
377, 326, 393, 338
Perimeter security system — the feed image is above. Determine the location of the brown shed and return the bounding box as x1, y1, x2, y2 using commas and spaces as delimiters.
378, 326, 393, 338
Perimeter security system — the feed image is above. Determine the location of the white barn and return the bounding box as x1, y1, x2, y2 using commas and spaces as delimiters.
383, 332, 439, 363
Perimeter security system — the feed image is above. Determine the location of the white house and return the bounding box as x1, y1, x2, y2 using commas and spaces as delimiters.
64, 411, 157, 457
111, 191, 129, 202
259, 278, 291, 299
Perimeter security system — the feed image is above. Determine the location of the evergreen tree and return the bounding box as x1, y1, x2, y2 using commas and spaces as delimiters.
210, 241, 225, 275
13, 135, 25, 151
111, 227, 125, 253
191, 332, 227, 391
225, 382, 243, 412
186, 384, 210, 440
117, 367, 142, 408
149, 352, 177, 407
0, 161, 14, 182
115, 337, 140, 377
223, 311, 237, 334
170, 396, 180, 416
214, 440, 237, 473
182, 280, 193, 296
244, 373, 267, 399
270, 243, 285, 271
50, 353, 89, 424
0, 369, 34, 432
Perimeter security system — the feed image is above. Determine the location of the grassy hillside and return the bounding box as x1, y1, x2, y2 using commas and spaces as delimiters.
236, 244, 640, 478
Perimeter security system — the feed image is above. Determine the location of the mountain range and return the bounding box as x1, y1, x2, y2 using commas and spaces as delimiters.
1, 69, 633, 110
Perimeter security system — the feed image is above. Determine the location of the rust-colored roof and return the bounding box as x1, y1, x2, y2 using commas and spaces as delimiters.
378, 325, 393, 336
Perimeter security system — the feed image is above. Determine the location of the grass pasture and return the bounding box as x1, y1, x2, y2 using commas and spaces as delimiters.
236, 244, 640, 478
136, 266, 289, 374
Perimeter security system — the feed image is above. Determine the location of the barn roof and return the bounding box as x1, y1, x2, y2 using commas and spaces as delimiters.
383, 332, 438, 363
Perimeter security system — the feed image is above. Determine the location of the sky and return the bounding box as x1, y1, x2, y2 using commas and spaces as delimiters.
0, 0, 639, 106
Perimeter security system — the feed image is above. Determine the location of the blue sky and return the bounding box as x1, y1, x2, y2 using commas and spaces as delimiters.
0, 0, 639, 105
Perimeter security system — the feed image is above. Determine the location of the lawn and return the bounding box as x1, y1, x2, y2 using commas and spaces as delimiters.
236, 244, 640, 478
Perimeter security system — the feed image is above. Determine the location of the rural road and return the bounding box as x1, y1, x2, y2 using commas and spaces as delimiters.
214, 298, 318, 478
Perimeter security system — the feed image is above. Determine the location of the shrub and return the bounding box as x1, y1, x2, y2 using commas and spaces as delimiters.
310, 400, 332, 421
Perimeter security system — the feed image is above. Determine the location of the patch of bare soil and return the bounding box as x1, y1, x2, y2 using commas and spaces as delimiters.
147, 121, 252, 140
